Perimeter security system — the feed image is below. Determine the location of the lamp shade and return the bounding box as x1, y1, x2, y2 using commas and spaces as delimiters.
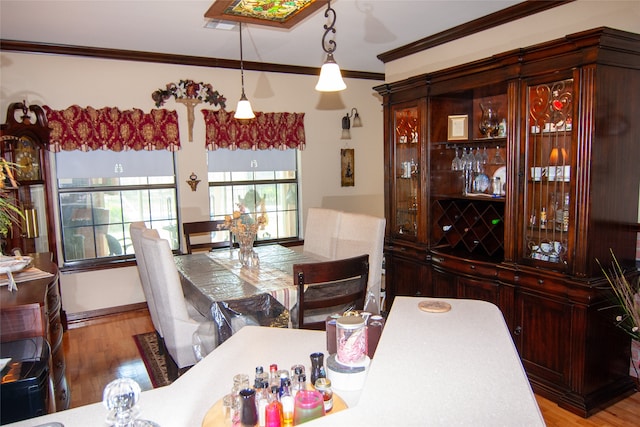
235, 94, 255, 119
549, 147, 568, 165
315, 54, 346, 92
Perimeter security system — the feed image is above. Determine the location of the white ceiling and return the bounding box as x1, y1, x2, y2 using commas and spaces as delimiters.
0, 1, 523, 74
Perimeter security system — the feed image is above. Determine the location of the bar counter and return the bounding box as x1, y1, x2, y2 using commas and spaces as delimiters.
7, 297, 544, 426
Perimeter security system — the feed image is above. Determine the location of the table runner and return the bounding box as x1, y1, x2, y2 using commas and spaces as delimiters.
206, 247, 298, 312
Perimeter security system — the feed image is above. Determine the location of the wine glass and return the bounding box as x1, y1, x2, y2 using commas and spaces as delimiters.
103, 378, 160, 427
491, 146, 505, 165
451, 147, 461, 171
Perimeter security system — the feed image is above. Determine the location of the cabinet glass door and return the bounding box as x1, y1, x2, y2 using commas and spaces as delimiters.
392, 105, 420, 238
522, 78, 573, 268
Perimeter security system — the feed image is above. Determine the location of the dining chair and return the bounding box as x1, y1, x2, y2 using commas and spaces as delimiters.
183, 220, 230, 254
302, 207, 341, 260
334, 212, 386, 314
140, 228, 215, 380
293, 254, 369, 330
130, 222, 165, 353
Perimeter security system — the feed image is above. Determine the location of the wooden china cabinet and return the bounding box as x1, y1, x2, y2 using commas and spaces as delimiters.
375, 27, 640, 417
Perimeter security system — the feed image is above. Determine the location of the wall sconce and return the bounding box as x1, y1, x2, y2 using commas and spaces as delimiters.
187, 172, 201, 192
341, 108, 362, 140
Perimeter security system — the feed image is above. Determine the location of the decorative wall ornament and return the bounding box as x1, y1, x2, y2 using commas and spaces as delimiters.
202, 110, 305, 151
341, 148, 354, 187
186, 172, 201, 192
43, 105, 180, 152
151, 80, 226, 142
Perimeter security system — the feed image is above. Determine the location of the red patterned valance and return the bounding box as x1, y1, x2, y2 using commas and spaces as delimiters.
43, 105, 180, 152
202, 110, 305, 150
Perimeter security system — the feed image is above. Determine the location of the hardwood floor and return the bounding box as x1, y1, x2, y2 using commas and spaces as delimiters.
63, 308, 155, 408
63, 309, 640, 425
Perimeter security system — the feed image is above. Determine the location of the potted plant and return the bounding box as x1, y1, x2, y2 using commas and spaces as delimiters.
598, 250, 640, 385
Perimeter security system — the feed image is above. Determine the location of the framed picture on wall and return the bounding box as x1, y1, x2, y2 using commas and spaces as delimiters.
448, 115, 469, 141
341, 148, 354, 187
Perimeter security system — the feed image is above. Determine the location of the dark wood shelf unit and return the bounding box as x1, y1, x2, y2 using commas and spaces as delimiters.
375, 27, 640, 417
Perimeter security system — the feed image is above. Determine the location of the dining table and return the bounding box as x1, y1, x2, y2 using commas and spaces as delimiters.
174, 244, 320, 343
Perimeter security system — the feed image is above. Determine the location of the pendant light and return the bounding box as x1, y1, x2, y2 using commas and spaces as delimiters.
235, 22, 255, 119
315, 0, 346, 92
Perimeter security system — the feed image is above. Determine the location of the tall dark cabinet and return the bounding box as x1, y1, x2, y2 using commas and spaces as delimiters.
375, 28, 640, 417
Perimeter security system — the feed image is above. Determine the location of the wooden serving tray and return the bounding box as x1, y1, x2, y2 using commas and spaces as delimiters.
202, 392, 348, 426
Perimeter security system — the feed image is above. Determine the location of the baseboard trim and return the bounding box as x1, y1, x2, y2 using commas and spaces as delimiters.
66, 302, 148, 329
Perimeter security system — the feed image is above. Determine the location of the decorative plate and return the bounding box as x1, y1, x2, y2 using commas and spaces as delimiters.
0, 256, 32, 274
474, 173, 490, 193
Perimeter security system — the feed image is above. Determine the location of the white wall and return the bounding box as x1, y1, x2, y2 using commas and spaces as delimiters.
0, 52, 384, 314
385, 0, 640, 82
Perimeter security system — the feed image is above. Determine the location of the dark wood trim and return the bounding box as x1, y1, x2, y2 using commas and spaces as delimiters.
0, 39, 384, 81
66, 302, 148, 329
377, 0, 576, 64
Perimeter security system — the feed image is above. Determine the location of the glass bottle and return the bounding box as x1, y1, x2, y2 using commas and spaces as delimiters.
256, 381, 269, 427
314, 378, 334, 413
562, 193, 570, 232
325, 314, 339, 354
264, 400, 283, 427
240, 388, 258, 427
279, 378, 294, 426
309, 352, 326, 386
367, 315, 385, 358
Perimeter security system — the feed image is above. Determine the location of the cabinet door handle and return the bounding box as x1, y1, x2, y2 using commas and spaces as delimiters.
470, 265, 476, 270
514, 326, 522, 336
432, 257, 444, 263
537, 279, 544, 285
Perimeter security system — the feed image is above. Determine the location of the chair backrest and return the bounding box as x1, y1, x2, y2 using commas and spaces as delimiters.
129, 222, 163, 337
335, 212, 386, 314
302, 207, 341, 260
140, 228, 200, 368
183, 220, 229, 254
294, 254, 369, 330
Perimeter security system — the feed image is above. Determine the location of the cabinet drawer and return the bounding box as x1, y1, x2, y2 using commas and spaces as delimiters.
513, 270, 566, 297
431, 254, 498, 279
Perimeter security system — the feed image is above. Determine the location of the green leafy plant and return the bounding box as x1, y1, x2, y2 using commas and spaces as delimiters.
598, 249, 640, 342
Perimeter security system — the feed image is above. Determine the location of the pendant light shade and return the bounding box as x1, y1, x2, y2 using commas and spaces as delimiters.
316, 53, 346, 92
235, 94, 255, 120
315, 1, 346, 92
234, 22, 255, 120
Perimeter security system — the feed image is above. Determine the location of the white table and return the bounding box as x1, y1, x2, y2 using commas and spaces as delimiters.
8, 297, 544, 426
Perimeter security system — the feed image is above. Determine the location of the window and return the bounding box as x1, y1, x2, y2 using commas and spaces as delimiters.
208, 149, 299, 243
56, 150, 178, 265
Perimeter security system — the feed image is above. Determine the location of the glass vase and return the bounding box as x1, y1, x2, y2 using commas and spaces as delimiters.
236, 231, 256, 267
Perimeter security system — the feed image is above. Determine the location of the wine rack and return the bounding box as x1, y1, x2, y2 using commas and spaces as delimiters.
432, 198, 504, 257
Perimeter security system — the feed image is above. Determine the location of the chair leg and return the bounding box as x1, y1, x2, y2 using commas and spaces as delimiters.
155, 331, 165, 356
165, 352, 180, 382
